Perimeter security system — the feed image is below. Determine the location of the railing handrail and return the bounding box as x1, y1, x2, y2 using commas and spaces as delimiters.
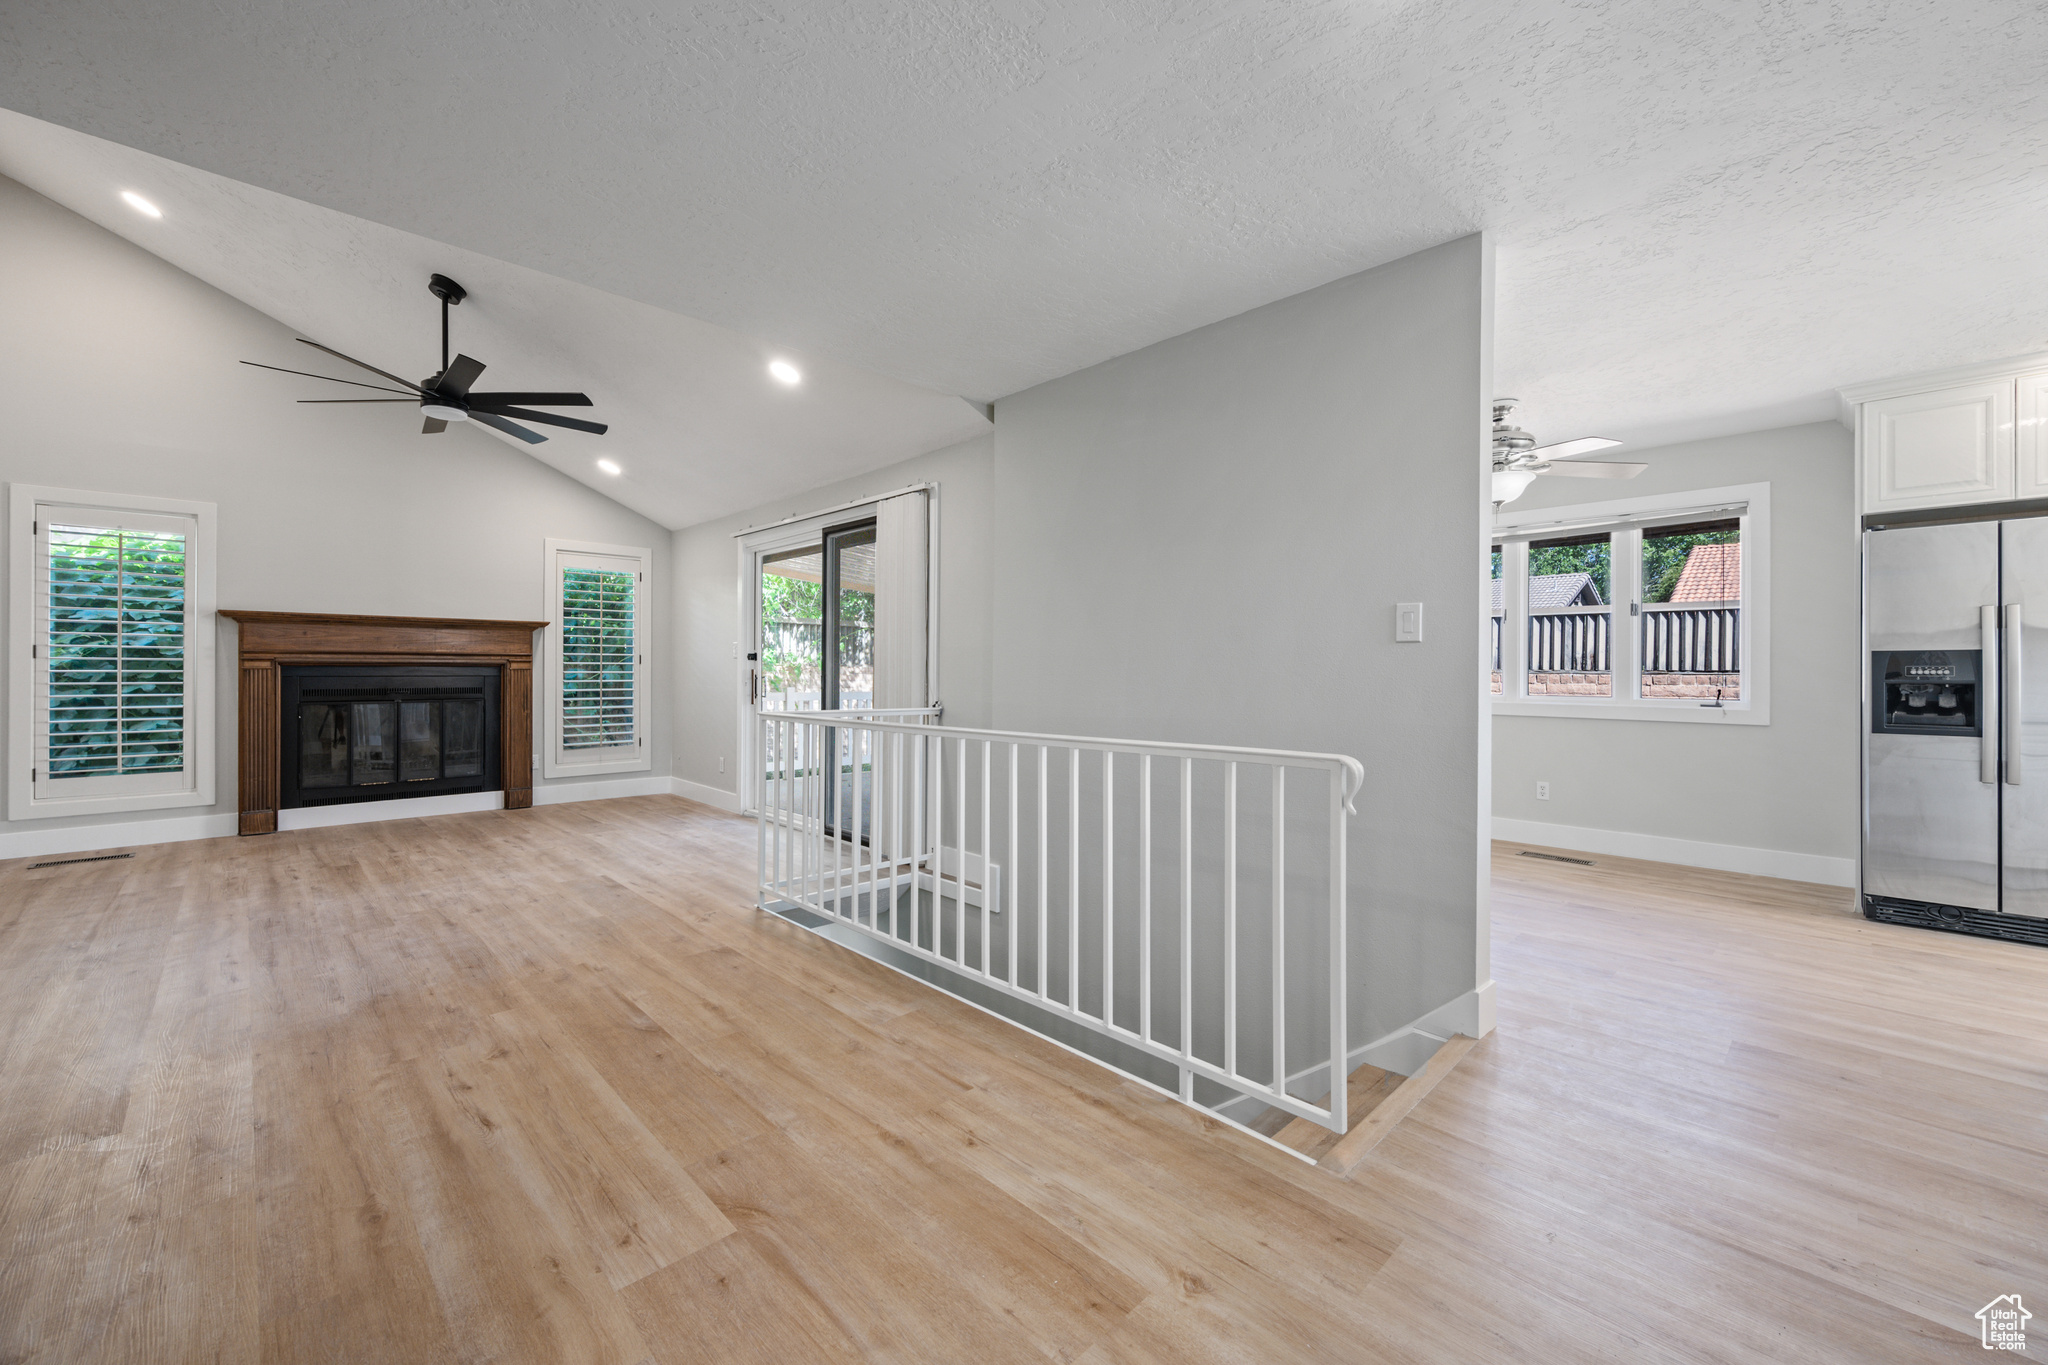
1641, 598, 1738, 611
1527, 603, 1613, 616
766, 709, 1365, 816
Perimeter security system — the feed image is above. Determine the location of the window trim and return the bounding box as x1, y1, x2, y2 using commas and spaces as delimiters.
1491, 482, 1770, 726
540, 537, 651, 778
8, 483, 218, 820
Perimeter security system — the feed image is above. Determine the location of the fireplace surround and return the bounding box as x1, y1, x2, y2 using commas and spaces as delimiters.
221, 611, 546, 835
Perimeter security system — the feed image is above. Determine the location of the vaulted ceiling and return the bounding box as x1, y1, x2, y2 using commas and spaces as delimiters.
4, 0, 2045, 500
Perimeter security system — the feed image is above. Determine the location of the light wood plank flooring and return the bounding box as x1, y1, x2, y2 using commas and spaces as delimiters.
2, 799, 2043, 1362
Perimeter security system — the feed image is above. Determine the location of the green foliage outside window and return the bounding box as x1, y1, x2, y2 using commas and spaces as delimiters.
561, 567, 635, 748
1641, 526, 1739, 603
47, 526, 186, 777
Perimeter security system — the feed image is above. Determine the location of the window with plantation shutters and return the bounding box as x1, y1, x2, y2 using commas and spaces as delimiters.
9, 487, 216, 820
543, 539, 651, 777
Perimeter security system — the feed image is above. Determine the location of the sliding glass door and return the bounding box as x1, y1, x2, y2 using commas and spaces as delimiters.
754, 518, 876, 833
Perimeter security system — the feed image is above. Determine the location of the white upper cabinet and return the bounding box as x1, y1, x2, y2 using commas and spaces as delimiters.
2016, 369, 2048, 501
1861, 381, 2014, 513
1840, 356, 2048, 516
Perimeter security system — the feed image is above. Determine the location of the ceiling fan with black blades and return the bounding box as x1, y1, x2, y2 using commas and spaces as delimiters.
1491, 399, 1645, 506
241, 274, 608, 445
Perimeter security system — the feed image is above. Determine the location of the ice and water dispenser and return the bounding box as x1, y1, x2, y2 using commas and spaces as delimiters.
1870, 650, 1982, 736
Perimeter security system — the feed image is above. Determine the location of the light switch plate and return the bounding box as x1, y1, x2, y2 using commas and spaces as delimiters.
1395, 602, 1424, 642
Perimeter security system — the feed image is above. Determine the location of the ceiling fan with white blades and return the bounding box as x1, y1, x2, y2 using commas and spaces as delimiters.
1491, 399, 1644, 506
241, 274, 608, 445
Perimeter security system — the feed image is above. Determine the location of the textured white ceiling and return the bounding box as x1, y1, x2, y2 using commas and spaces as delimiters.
4, 1, 2047, 460
0, 112, 989, 530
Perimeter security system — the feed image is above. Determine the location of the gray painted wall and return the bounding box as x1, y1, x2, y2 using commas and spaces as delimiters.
668, 434, 995, 800
0, 175, 673, 844
990, 234, 1494, 1048
1491, 420, 1858, 862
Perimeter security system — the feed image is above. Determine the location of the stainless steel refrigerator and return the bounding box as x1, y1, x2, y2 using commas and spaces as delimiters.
1864, 516, 2048, 945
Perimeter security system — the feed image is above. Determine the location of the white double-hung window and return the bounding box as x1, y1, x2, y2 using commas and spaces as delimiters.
8, 486, 217, 819
1491, 482, 1770, 724
542, 538, 650, 777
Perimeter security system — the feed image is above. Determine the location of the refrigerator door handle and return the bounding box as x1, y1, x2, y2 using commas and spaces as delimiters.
2007, 602, 2023, 786
1983, 604, 2001, 785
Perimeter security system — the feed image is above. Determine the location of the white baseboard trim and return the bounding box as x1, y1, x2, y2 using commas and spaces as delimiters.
1493, 815, 1856, 887
3, 774, 695, 861
279, 791, 504, 830
532, 775, 675, 806
1209, 982, 1496, 1124
670, 777, 742, 812
0, 811, 238, 862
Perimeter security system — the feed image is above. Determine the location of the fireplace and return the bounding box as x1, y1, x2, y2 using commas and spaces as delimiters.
281, 665, 501, 807
221, 610, 546, 835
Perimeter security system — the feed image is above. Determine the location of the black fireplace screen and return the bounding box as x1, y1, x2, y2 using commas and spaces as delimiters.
280, 666, 501, 807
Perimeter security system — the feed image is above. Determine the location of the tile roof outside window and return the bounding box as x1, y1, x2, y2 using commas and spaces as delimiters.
1492, 572, 1604, 612
1670, 542, 1740, 601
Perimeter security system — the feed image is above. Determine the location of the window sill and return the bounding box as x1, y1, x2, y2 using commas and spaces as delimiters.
8, 783, 215, 822
1491, 698, 1769, 726
541, 751, 652, 779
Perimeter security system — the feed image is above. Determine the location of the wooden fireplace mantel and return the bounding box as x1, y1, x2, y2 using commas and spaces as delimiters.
221, 610, 549, 835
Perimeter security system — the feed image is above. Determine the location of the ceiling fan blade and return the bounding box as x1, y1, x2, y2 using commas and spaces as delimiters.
423, 418, 447, 435
1528, 436, 1623, 461
296, 398, 417, 403
296, 338, 424, 393
1538, 459, 1649, 479
464, 391, 593, 407
434, 354, 486, 398
469, 403, 608, 434
470, 409, 547, 444
241, 360, 414, 395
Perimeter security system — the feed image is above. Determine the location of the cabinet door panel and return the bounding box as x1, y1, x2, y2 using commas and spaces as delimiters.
1863, 381, 2014, 512
2016, 369, 2048, 500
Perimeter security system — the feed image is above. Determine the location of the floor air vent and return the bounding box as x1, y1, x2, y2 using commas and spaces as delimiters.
1863, 895, 2048, 948
27, 852, 136, 870
1517, 850, 1595, 866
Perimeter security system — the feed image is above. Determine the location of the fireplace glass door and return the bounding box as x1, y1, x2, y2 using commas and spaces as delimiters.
280, 667, 500, 807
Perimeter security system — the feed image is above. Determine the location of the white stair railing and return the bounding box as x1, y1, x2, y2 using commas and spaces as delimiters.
755, 709, 1364, 1136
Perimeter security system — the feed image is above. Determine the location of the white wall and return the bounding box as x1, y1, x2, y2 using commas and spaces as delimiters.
0, 175, 673, 852
991, 234, 1495, 1050
669, 434, 995, 803
1491, 420, 1858, 883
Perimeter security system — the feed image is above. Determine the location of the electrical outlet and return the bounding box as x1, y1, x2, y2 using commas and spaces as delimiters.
1536, 781, 1550, 800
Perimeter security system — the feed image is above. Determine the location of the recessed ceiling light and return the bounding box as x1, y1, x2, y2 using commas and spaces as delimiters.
120, 190, 162, 218
768, 359, 802, 386
596, 458, 621, 476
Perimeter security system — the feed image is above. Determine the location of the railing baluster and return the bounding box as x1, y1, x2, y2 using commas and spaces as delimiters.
1224, 759, 1237, 1078
1271, 763, 1286, 1097
755, 711, 767, 907
929, 732, 941, 955
853, 726, 867, 925
1008, 740, 1019, 989
982, 738, 992, 978
1179, 757, 1193, 1077
1037, 743, 1050, 1002
1069, 746, 1081, 1015
1327, 768, 1347, 1133
956, 734, 967, 968
893, 728, 905, 942
1140, 752, 1153, 1045
1102, 748, 1114, 1030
